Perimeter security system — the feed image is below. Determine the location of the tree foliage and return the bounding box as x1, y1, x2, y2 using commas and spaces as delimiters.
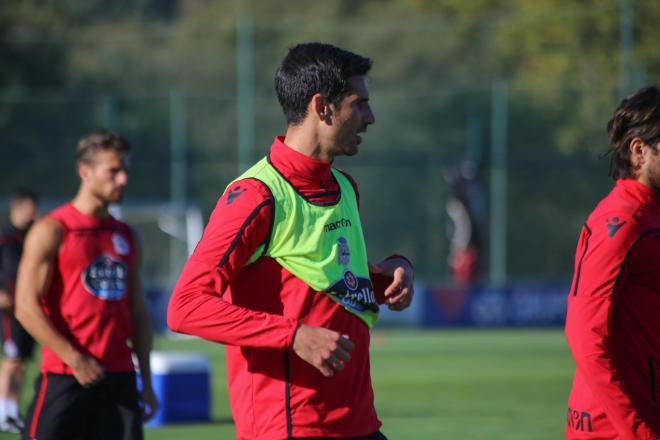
1, 0, 659, 281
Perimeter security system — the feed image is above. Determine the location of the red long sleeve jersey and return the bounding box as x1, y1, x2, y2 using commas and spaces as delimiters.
565, 179, 660, 440
168, 137, 395, 440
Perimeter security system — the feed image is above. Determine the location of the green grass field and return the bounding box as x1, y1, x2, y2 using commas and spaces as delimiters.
3, 329, 573, 440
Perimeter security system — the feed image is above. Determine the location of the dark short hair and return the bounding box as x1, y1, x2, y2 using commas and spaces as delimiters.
275, 42, 372, 124
9, 188, 38, 205
76, 130, 132, 165
607, 86, 660, 179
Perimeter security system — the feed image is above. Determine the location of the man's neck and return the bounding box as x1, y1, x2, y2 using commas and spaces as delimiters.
283, 124, 333, 163
71, 191, 109, 218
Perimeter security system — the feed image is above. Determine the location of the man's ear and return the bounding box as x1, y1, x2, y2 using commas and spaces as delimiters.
629, 137, 647, 171
310, 93, 331, 122
77, 162, 89, 182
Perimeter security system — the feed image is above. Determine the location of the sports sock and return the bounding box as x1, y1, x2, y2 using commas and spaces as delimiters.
0, 398, 8, 421
5, 399, 18, 419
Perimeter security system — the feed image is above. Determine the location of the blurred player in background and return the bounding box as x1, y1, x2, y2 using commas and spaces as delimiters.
15, 131, 158, 440
445, 161, 483, 285
565, 86, 660, 439
168, 42, 414, 440
0, 189, 39, 433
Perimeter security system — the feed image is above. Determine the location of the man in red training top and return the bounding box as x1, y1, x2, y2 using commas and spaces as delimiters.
16, 131, 158, 440
565, 85, 660, 440
0, 189, 39, 433
168, 43, 414, 439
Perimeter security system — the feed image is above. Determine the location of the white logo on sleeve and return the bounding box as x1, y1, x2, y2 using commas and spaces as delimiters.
112, 232, 130, 255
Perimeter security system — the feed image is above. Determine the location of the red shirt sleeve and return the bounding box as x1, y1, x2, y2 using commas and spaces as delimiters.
566, 214, 659, 440
167, 178, 299, 350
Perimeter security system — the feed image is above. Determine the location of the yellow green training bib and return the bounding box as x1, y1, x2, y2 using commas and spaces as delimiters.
230, 156, 379, 328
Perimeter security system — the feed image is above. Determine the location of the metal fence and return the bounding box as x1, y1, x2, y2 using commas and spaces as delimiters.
2, 4, 656, 285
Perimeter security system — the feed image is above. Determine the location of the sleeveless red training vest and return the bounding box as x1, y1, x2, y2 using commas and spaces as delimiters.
41, 203, 135, 373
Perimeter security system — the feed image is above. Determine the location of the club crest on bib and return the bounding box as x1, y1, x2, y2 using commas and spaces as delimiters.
82, 254, 128, 301
337, 236, 350, 266
112, 232, 131, 255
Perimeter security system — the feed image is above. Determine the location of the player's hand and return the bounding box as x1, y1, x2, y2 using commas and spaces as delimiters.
140, 383, 159, 421
372, 258, 414, 311
68, 352, 105, 387
292, 324, 354, 378
0, 289, 13, 309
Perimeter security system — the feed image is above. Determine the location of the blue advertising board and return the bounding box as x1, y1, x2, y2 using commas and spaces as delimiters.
421, 284, 569, 327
